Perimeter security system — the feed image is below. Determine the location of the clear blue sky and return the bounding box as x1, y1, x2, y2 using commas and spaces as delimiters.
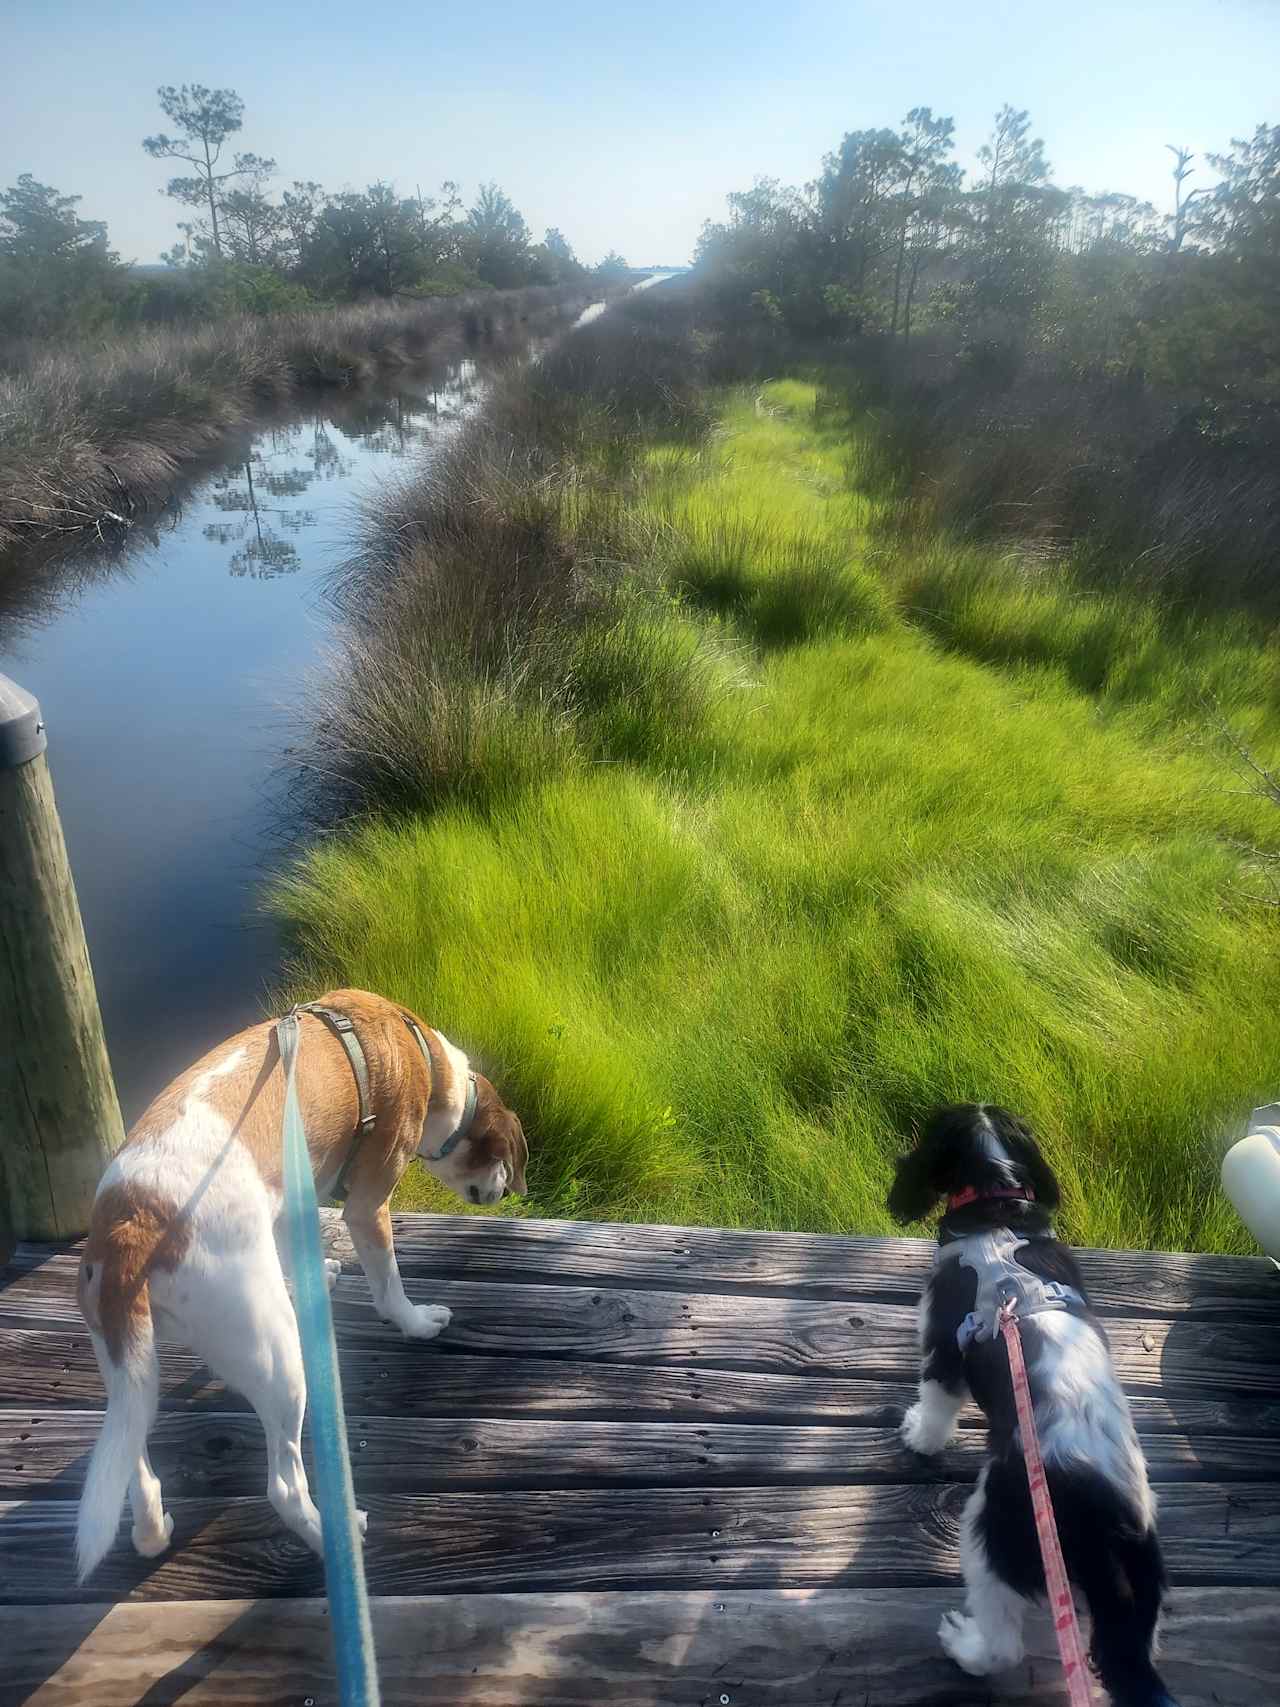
5, 0, 1278, 266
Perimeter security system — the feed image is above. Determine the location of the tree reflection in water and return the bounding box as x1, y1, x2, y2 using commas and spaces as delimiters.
200, 360, 484, 577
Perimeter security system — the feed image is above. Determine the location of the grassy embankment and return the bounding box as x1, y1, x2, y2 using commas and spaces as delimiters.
0, 284, 589, 556
273, 306, 1280, 1252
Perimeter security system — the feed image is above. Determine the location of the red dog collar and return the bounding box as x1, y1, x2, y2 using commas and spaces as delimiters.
947, 1183, 1037, 1213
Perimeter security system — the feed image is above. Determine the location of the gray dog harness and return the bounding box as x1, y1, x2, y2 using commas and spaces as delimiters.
400, 1013, 479, 1162
284, 1003, 478, 1196
938, 1228, 1085, 1351
287, 1002, 378, 1200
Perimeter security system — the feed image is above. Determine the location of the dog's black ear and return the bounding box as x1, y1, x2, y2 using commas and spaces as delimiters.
1017, 1133, 1061, 1213
887, 1145, 941, 1225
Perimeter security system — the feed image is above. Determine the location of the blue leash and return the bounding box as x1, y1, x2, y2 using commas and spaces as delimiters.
277, 1012, 381, 1706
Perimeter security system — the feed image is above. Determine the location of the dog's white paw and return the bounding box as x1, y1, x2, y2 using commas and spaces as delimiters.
323, 1258, 342, 1293
401, 1303, 452, 1340
132, 1511, 174, 1559
900, 1401, 954, 1456
938, 1611, 1005, 1675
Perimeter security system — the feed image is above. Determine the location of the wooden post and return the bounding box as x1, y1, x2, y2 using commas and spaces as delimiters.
0, 673, 124, 1246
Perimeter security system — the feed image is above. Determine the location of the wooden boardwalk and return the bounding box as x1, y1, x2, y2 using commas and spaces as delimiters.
0, 1213, 1277, 1705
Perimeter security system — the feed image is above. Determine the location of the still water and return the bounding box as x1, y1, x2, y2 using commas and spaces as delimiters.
0, 349, 523, 1122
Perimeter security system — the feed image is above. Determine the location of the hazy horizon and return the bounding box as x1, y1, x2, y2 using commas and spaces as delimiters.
6, 0, 1279, 268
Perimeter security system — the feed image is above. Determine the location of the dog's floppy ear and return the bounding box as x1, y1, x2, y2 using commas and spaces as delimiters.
886, 1104, 976, 1223
887, 1144, 941, 1225
509, 1119, 529, 1197
1009, 1122, 1061, 1212
1023, 1150, 1060, 1214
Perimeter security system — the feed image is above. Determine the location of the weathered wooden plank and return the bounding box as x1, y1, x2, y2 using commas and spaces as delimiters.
8, 1409, 1280, 1500
2, 1415, 975, 1500
0, 1264, 928, 1369
5, 1413, 978, 1500
6, 1326, 1280, 1437
4, 1265, 1276, 1397
0, 1326, 918, 1422
11, 1214, 1279, 1317
344, 1212, 1280, 1317
2, 1586, 1272, 1707
4, 1482, 1278, 1604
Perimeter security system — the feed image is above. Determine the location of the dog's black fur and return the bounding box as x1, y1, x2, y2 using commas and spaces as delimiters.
889, 1104, 1179, 1707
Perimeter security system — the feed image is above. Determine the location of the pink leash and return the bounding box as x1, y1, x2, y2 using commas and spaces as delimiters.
998, 1299, 1095, 1706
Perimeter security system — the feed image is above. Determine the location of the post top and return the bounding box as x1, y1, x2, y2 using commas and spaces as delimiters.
0, 672, 47, 769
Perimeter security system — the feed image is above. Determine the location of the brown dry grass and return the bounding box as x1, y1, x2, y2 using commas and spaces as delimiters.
0, 286, 590, 557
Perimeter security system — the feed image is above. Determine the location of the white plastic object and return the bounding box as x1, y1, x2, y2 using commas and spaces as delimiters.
1221, 1104, 1280, 1261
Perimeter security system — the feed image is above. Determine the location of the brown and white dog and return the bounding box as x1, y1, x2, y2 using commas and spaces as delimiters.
75, 988, 527, 1582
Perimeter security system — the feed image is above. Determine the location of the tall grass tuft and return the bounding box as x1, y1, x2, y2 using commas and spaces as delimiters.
302, 308, 738, 823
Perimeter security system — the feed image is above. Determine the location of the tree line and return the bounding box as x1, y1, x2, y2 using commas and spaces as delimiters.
696, 104, 1280, 400
1, 83, 632, 339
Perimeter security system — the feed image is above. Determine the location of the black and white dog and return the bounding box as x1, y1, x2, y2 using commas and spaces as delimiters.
888, 1104, 1179, 1707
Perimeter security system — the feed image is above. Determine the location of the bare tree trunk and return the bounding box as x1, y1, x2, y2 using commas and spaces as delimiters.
204, 136, 222, 258
1168, 147, 1199, 255
890, 165, 918, 338
245, 461, 262, 546
380, 222, 394, 296
904, 246, 923, 344
891, 222, 909, 336
1172, 190, 1205, 254
890, 229, 904, 334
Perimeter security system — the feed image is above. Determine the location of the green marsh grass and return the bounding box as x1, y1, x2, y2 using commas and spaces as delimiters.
274, 360, 1280, 1252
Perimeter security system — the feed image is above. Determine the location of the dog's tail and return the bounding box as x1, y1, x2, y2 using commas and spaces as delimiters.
76, 1227, 162, 1583
1062, 1476, 1180, 1707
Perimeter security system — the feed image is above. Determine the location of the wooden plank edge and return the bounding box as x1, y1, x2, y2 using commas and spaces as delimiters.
4, 1411, 1279, 1499
5, 1333, 1280, 1437
2, 1483, 1277, 1605
4, 1272, 1278, 1406
1, 1586, 1274, 1707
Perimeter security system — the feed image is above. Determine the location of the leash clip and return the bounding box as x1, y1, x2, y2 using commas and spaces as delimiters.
957, 1289, 1020, 1351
